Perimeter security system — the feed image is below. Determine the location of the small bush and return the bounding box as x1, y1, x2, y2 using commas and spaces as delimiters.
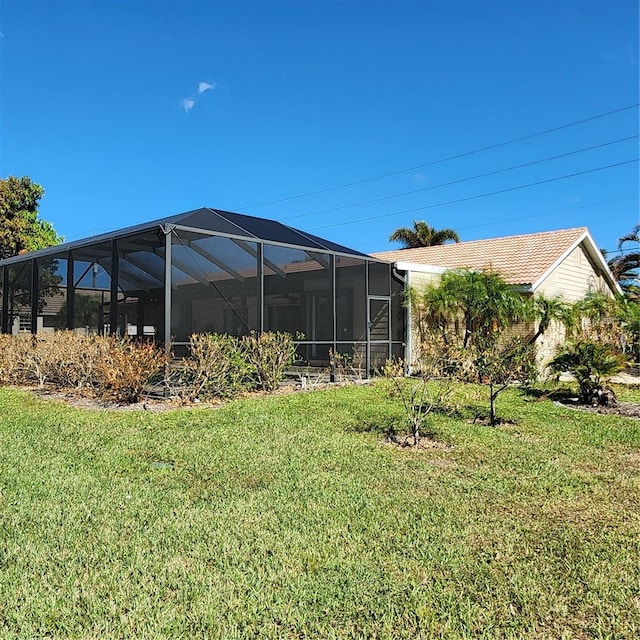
35, 331, 107, 391
242, 331, 297, 392
94, 337, 167, 403
17, 333, 62, 388
0, 334, 22, 385
169, 333, 254, 400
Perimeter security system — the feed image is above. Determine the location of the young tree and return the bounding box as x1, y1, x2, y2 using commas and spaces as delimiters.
389, 220, 460, 248
381, 334, 458, 445
410, 269, 535, 425
0, 176, 62, 259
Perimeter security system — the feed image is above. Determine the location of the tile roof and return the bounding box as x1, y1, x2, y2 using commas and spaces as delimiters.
372, 227, 590, 287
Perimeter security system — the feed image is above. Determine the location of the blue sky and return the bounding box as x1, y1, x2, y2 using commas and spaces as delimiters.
1, 0, 638, 260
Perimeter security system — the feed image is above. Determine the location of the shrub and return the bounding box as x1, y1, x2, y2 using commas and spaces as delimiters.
380, 337, 457, 445
32, 331, 107, 391
16, 333, 62, 388
94, 337, 166, 403
550, 339, 628, 404
169, 333, 254, 400
329, 347, 367, 382
0, 334, 22, 385
242, 331, 297, 392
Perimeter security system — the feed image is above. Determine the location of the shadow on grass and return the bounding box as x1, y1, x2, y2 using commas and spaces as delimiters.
521, 385, 578, 402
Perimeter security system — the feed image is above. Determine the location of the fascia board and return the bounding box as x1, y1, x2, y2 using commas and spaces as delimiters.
393, 261, 448, 275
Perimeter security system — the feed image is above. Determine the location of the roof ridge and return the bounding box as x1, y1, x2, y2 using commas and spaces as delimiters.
373, 227, 589, 257
451, 226, 588, 246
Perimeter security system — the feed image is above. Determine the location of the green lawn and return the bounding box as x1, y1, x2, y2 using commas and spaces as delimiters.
0, 383, 639, 639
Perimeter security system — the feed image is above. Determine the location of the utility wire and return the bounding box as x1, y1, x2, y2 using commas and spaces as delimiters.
281, 135, 639, 221
349, 195, 639, 253
238, 103, 640, 210
308, 159, 639, 231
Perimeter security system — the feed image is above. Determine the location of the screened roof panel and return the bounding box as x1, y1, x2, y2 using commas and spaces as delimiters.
292, 228, 369, 256
175, 209, 258, 238
216, 210, 324, 249
0, 207, 370, 266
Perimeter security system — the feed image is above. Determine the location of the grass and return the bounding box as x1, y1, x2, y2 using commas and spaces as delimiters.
0, 382, 639, 639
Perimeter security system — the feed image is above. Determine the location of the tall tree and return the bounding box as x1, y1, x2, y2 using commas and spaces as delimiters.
0, 176, 62, 259
389, 220, 459, 249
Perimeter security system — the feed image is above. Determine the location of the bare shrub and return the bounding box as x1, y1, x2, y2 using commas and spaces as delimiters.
330, 347, 366, 382
473, 335, 538, 425
38, 332, 107, 391
95, 337, 166, 403
241, 331, 297, 392
17, 334, 63, 388
0, 334, 22, 385
381, 334, 457, 445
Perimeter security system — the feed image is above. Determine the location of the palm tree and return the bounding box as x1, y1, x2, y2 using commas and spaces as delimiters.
618, 224, 640, 247
424, 268, 527, 348
608, 224, 639, 295
389, 220, 460, 249
526, 294, 572, 345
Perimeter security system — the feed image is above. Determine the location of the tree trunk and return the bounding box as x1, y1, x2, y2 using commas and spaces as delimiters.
489, 385, 497, 426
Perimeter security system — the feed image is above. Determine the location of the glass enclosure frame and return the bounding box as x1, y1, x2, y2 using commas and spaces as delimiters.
0, 208, 406, 373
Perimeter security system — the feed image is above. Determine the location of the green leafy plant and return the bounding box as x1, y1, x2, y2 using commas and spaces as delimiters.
549, 339, 627, 405
169, 333, 254, 400
241, 331, 297, 392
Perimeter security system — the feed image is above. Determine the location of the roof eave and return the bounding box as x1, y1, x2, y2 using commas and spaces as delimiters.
393, 261, 448, 274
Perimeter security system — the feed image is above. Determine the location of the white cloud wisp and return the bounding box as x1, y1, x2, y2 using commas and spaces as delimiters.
182, 80, 217, 113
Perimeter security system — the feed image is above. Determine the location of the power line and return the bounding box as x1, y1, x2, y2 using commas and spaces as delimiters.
238, 103, 640, 211
281, 135, 639, 222
308, 159, 639, 231
349, 195, 639, 252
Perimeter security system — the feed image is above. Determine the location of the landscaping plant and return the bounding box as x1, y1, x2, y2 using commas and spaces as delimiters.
241, 331, 297, 392
410, 268, 535, 424
472, 335, 538, 425
549, 339, 627, 405
169, 333, 254, 400
94, 336, 167, 403
381, 334, 457, 444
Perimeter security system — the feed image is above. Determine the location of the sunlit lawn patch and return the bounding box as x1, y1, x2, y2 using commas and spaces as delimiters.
0, 383, 638, 638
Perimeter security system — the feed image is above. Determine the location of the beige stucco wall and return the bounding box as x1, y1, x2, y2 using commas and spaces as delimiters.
409, 271, 442, 289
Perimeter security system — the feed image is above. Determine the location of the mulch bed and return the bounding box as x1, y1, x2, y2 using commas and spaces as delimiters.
555, 398, 640, 419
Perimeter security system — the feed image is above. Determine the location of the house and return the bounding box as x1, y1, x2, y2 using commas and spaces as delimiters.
0, 208, 404, 373
373, 227, 622, 368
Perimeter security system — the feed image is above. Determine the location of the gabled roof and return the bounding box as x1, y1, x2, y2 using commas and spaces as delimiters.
0, 207, 369, 266
373, 227, 621, 294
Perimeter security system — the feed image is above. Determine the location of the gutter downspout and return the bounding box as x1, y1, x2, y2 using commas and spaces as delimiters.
392, 264, 410, 377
